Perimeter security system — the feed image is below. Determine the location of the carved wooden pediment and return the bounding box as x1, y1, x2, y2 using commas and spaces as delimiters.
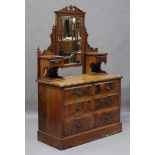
55, 5, 85, 15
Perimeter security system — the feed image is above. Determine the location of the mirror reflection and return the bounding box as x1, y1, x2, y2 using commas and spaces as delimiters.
58, 16, 83, 64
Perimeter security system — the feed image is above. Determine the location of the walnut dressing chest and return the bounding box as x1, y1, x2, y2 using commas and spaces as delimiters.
36, 6, 123, 149
37, 74, 122, 149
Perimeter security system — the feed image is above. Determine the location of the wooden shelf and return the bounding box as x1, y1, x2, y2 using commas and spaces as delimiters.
63, 63, 82, 68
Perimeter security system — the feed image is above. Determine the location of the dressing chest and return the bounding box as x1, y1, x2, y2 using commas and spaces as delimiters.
36, 6, 123, 149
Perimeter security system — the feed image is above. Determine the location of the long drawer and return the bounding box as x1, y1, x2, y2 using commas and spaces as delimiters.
64, 114, 94, 136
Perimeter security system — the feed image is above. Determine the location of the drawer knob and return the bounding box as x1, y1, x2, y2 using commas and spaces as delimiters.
105, 85, 111, 91
104, 114, 112, 121
75, 89, 83, 97
76, 106, 81, 112
75, 122, 82, 129
105, 100, 112, 106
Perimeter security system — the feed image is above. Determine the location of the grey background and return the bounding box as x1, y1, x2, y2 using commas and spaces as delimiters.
26, 0, 130, 154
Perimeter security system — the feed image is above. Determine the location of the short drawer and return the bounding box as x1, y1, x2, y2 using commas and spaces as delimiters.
64, 115, 94, 136
64, 85, 95, 102
96, 55, 107, 63
94, 95, 119, 110
95, 80, 119, 96
94, 109, 120, 127
64, 100, 94, 118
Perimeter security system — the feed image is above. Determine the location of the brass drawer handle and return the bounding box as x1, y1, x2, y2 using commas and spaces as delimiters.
104, 114, 112, 121
75, 122, 82, 129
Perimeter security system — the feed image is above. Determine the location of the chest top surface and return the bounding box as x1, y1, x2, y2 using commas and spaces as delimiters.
37, 73, 122, 88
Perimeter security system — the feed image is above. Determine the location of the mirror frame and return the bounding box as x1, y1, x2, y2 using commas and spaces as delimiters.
46, 6, 99, 73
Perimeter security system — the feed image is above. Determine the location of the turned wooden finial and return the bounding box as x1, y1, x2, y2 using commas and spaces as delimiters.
37, 45, 41, 55
37, 45, 40, 52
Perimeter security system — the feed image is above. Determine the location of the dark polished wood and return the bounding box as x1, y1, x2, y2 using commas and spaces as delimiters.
64, 99, 94, 118
36, 6, 123, 150
37, 6, 108, 80
38, 84, 63, 137
64, 84, 95, 101
64, 114, 94, 136
37, 74, 122, 149
38, 122, 122, 150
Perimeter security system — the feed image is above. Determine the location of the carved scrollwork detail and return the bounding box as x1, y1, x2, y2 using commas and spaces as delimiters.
84, 27, 98, 53
47, 26, 57, 53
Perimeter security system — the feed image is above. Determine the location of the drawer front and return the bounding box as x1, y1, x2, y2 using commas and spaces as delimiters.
95, 81, 119, 95
64, 85, 94, 102
49, 59, 64, 66
94, 95, 119, 110
64, 115, 94, 136
64, 100, 94, 118
96, 55, 107, 63
94, 109, 120, 127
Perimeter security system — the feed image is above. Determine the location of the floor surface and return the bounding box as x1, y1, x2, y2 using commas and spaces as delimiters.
25, 110, 130, 155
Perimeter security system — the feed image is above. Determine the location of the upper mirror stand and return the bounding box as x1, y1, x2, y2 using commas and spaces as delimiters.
37, 5, 108, 79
